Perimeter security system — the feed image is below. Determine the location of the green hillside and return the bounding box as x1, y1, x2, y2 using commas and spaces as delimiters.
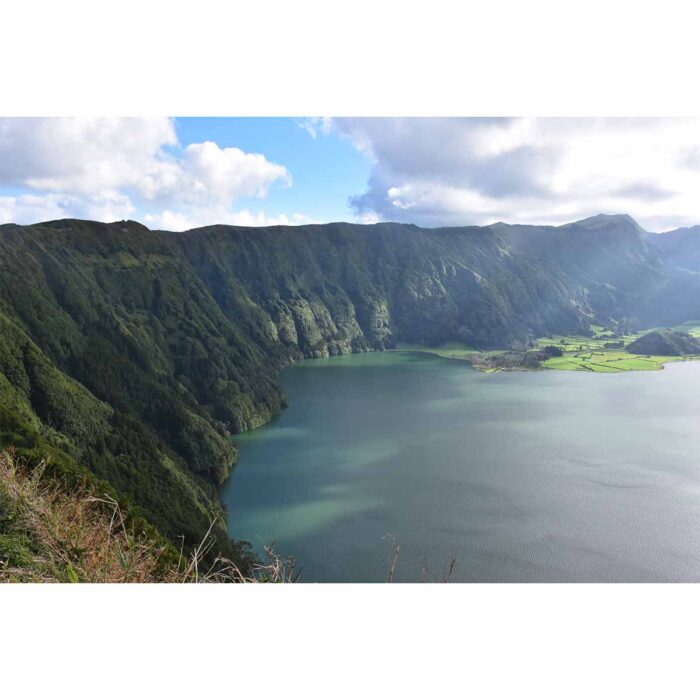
626, 329, 700, 356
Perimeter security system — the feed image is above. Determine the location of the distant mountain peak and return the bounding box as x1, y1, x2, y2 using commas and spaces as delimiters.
566, 213, 646, 233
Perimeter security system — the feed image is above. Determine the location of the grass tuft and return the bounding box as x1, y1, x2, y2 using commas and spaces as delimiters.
0, 449, 295, 583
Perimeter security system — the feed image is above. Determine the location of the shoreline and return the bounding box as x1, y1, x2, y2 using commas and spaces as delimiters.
392, 346, 700, 374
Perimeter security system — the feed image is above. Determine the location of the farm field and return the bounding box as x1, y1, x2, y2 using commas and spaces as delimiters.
535, 321, 700, 373
398, 322, 700, 373
540, 351, 681, 372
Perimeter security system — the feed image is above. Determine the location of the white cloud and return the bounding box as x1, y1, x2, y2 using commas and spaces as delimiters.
144, 207, 316, 231
0, 194, 68, 224
355, 211, 380, 225
172, 141, 291, 205
0, 117, 179, 197
0, 192, 135, 225
297, 117, 332, 140
332, 118, 700, 231
0, 118, 294, 228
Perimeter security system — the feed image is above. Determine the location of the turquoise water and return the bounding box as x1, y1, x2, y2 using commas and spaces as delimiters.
220, 352, 700, 582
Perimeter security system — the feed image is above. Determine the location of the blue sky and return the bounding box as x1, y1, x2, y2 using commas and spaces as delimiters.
2, 117, 700, 231
174, 118, 370, 223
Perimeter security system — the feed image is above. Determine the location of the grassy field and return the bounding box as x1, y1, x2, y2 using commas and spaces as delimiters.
536, 321, 700, 373
540, 351, 680, 372
396, 322, 700, 374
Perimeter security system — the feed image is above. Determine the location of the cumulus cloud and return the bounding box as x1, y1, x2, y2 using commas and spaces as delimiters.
0, 118, 296, 228
332, 118, 700, 231
144, 208, 316, 231
0, 192, 135, 226
0, 194, 71, 224
0, 117, 179, 197
170, 141, 291, 205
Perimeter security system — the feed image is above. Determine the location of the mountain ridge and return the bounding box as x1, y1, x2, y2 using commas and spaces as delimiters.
2, 211, 678, 234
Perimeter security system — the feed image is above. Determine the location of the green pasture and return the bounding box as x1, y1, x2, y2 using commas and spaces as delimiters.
398, 322, 700, 374
536, 321, 700, 373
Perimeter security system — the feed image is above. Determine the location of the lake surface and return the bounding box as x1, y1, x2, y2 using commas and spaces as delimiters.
220, 352, 700, 582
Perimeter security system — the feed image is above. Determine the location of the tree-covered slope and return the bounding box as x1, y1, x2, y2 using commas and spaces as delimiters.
642, 225, 700, 324
626, 329, 700, 356
0, 214, 694, 556
0, 219, 285, 559
652, 224, 700, 273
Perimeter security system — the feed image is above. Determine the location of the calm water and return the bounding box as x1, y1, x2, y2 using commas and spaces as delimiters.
220, 352, 700, 582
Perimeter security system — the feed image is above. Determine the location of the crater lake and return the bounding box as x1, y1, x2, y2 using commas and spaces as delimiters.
220, 352, 700, 582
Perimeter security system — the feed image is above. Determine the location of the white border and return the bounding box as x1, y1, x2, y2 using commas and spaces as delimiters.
2, 0, 699, 116
2, 583, 699, 698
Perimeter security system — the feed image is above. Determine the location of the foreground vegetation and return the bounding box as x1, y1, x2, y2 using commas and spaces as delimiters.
0, 450, 297, 583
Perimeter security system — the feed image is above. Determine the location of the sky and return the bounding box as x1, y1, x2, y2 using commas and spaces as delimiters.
2, 117, 700, 232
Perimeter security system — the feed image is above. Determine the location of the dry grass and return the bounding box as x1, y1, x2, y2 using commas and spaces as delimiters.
0, 450, 296, 583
